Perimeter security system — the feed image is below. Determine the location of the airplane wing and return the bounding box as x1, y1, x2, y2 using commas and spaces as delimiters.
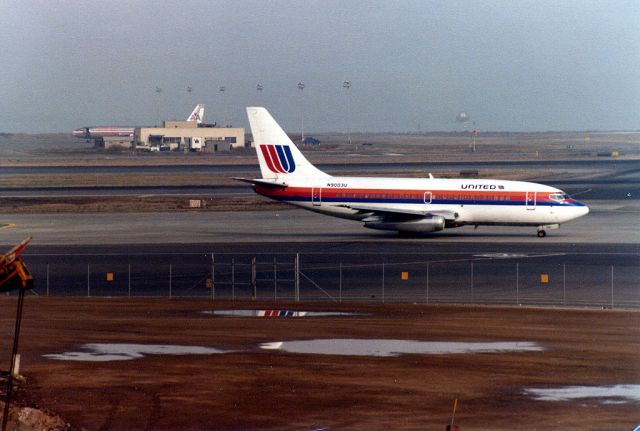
345, 204, 458, 220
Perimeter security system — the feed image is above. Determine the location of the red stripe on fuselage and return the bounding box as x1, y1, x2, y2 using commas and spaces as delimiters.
253, 185, 561, 204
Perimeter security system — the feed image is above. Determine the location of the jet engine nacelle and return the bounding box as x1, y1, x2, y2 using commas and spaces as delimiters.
364, 215, 446, 233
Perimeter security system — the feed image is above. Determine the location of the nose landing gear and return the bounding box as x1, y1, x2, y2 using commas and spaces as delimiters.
537, 224, 559, 237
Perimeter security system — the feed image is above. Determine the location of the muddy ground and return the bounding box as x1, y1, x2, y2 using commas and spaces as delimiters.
0, 298, 637, 430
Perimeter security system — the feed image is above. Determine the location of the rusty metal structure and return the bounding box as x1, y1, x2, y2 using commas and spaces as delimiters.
0, 237, 33, 431
0, 238, 33, 292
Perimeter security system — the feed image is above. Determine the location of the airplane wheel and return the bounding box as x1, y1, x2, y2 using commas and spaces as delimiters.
537, 230, 546, 238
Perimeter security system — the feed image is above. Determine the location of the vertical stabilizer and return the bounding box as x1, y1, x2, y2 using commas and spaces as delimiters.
246, 107, 329, 181
187, 104, 205, 124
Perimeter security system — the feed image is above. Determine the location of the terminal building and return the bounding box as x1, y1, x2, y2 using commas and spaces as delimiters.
74, 104, 248, 152
134, 120, 246, 153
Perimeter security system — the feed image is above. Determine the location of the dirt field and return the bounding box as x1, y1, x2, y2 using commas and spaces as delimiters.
0, 298, 638, 430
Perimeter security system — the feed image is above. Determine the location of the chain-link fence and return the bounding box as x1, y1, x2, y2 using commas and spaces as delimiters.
16, 253, 640, 308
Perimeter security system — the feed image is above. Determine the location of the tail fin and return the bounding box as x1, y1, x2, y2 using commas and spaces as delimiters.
187, 104, 205, 124
246, 107, 329, 181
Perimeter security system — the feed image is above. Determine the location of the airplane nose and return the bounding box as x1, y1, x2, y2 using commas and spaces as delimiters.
579, 203, 589, 217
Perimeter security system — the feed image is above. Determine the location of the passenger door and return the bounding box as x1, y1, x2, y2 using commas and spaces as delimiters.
312, 187, 322, 206
526, 192, 536, 210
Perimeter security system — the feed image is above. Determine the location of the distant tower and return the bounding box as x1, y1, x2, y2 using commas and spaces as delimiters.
297, 82, 305, 142
155, 86, 162, 126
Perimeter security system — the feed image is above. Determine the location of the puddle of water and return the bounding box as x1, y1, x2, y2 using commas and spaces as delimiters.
44, 343, 232, 362
260, 339, 543, 357
203, 310, 358, 318
524, 385, 640, 403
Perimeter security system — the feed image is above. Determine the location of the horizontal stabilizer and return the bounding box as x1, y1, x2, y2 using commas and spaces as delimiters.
232, 177, 288, 188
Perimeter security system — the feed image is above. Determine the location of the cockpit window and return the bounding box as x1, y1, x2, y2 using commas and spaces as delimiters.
549, 193, 568, 202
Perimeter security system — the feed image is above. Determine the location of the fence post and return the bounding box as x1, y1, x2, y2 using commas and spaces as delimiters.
382, 262, 385, 303
426, 262, 429, 304
128, 264, 131, 298
294, 254, 300, 302
611, 265, 614, 309
339, 262, 342, 303
273, 258, 277, 302
231, 258, 235, 302
563, 264, 566, 306
46, 264, 49, 297
251, 257, 257, 300
516, 263, 519, 304
87, 264, 90, 297
470, 262, 474, 303
169, 264, 172, 298
211, 253, 215, 301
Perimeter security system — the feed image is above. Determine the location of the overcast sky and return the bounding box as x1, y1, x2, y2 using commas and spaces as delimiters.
1, 0, 639, 133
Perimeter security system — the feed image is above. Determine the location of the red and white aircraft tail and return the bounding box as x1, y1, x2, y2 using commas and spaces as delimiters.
247, 107, 328, 182
241, 107, 589, 237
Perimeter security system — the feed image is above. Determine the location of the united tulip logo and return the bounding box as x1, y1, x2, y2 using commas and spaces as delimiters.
260, 145, 296, 174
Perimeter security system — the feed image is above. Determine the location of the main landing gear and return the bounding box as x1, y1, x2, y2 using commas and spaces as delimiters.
537, 226, 546, 238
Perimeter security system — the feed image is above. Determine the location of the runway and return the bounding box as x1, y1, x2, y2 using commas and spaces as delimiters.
1, 200, 638, 245
1, 201, 638, 307
2, 158, 638, 175
2, 159, 639, 200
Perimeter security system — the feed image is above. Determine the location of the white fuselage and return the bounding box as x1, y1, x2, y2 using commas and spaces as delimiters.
254, 176, 589, 227
244, 106, 589, 235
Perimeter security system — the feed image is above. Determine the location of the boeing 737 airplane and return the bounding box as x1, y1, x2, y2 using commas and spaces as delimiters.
72, 104, 206, 140
238, 107, 589, 237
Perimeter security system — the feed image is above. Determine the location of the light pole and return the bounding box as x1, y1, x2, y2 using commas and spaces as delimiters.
472, 126, 478, 153
342, 80, 352, 146
186, 85, 193, 108
155, 86, 162, 126
256, 83, 263, 105
219, 86, 226, 126
297, 82, 305, 143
